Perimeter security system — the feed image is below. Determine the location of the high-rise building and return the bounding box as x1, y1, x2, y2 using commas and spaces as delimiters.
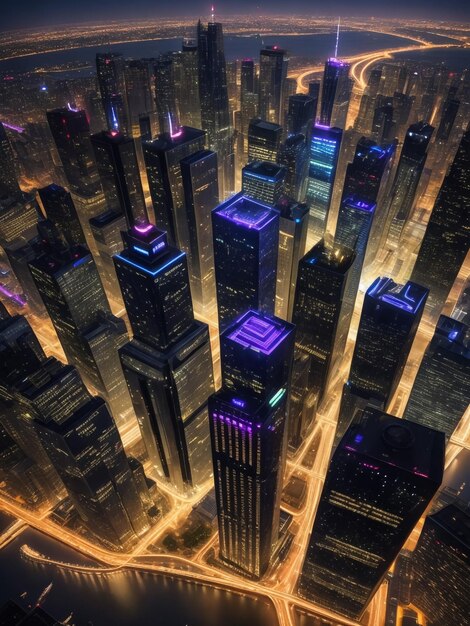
0, 122, 20, 198
154, 52, 179, 134
96, 52, 129, 134
0, 193, 39, 244
337, 277, 428, 442
210, 310, 295, 578
143, 126, 205, 246
306, 125, 342, 242
28, 245, 112, 393
212, 193, 279, 332
90, 130, 148, 227
38, 184, 86, 247
411, 504, 470, 626
258, 46, 288, 125
197, 20, 234, 197
320, 58, 351, 129
248, 118, 282, 163
292, 239, 356, 401
410, 130, 470, 317
124, 59, 154, 139
240, 58, 257, 159
278, 133, 309, 202
242, 160, 286, 206
299, 407, 444, 619
180, 40, 202, 129
404, 315, 470, 440
287, 94, 316, 138
436, 98, 460, 142
115, 223, 215, 493
386, 121, 434, 246
180, 149, 219, 315
275, 197, 308, 321
371, 95, 395, 145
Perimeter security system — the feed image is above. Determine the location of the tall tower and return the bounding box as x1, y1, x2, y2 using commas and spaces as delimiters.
0, 122, 21, 198
38, 184, 86, 247
96, 52, 129, 135
248, 118, 282, 163
114, 223, 215, 493
180, 40, 202, 129
242, 161, 286, 206
258, 46, 288, 125
239, 58, 257, 161
287, 94, 316, 138
404, 315, 470, 441
410, 129, 470, 317
337, 277, 428, 442
123, 59, 154, 139
209, 310, 295, 578
212, 193, 279, 332
298, 407, 444, 619
319, 58, 351, 129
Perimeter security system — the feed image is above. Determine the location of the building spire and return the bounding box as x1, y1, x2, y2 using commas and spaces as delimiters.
211, 4, 215, 23
334, 17, 341, 59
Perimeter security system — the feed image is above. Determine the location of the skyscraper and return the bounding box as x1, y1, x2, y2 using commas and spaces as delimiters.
258, 46, 288, 125
275, 197, 309, 321
410, 505, 470, 626
287, 94, 316, 138
404, 315, 470, 441
91, 130, 148, 227
180, 40, 202, 129
239, 58, 257, 160
96, 52, 129, 135
248, 118, 282, 163
386, 121, 434, 246
180, 149, 219, 315
278, 133, 309, 203
0, 122, 20, 198
0, 193, 39, 244
320, 58, 351, 129
410, 130, 470, 317
197, 20, 234, 197
337, 277, 428, 442
306, 125, 342, 242
212, 193, 279, 332
210, 310, 295, 578
292, 239, 356, 401
143, 126, 205, 246
115, 223, 215, 493
154, 52, 179, 134
299, 407, 444, 619
124, 59, 154, 139
242, 160, 286, 206
38, 184, 86, 247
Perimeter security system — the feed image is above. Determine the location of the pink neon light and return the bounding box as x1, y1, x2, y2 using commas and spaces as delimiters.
1, 121, 24, 133
0, 284, 26, 307
134, 223, 153, 234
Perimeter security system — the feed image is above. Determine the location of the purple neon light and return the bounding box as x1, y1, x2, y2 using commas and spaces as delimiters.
346, 198, 376, 212
1, 121, 24, 133
217, 196, 277, 231
228, 312, 289, 355
0, 284, 26, 307
134, 223, 154, 234
213, 411, 253, 433
315, 123, 331, 130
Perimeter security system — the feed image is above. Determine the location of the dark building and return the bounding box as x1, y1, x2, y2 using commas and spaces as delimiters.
115, 223, 214, 493
239, 58, 257, 160
242, 160, 286, 206
278, 133, 309, 203
124, 59, 155, 139
38, 184, 86, 247
319, 58, 351, 129
0, 122, 20, 198
436, 98, 460, 142
143, 126, 205, 247
154, 52, 179, 134
287, 94, 316, 138
248, 118, 282, 163
180, 39, 202, 129
371, 95, 395, 145
212, 193, 280, 332
410, 130, 470, 316
337, 277, 428, 442
411, 504, 470, 626
91, 130, 148, 227
210, 311, 295, 578
258, 46, 288, 125
404, 315, 470, 441
197, 20, 234, 197
306, 125, 342, 242
96, 52, 129, 135
299, 407, 444, 619
180, 149, 219, 316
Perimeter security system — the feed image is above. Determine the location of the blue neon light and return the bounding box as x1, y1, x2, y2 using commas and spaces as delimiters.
72, 256, 88, 268
133, 245, 150, 256
232, 398, 246, 408
115, 251, 185, 277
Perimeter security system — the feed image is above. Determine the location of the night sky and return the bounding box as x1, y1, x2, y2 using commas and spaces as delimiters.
2, 0, 469, 30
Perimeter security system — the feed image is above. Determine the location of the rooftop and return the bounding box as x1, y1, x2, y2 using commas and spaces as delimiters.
214, 193, 279, 231
226, 310, 292, 356
303, 238, 356, 273
368, 277, 428, 314
430, 504, 470, 550
242, 160, 286, 182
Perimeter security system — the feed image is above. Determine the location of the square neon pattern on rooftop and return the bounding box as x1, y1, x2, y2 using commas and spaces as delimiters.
227, 312, 289, 355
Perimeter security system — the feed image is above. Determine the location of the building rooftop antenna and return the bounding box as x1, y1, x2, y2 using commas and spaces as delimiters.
211, 4, 215, 23
334, 17, 341, 59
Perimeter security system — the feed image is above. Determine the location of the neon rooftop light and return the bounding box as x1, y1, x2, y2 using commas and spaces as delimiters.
227, 311, 289, 355
216, 195, 278, 231
134, 223, 154, 234
0, 284, 26, 307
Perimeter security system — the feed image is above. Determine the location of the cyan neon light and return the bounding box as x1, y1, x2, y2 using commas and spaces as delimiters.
269, 388, 286, 407
133, 245, 150, 256
115, 251, 185, 277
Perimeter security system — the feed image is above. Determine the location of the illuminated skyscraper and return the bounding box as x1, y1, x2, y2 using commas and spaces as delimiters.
197, 20, 234, 197
319, 58, 351, 129
258, 46, 288, 125
115, 224, 215, 493
306, 125, 342, 242
410, 130, 470, 317
180, 149, 219, 315
278, 134, 309, 203
404, 315, 470, 441
436, 97, 460, 142
411, 505, 470, 626
28, 245, 112, 394
212, 193, 279, 332
0, 193, 39, 244
292, 239, 356, 402
0, 122, 20, 198
337, 277, 428, 442
96, 52, 129, 134
143, 126, 205, 246
299, 407, 444, 619
240, 58, 257, 160
275, 197, 308, 321
180, 40, 202, 129
38, 184, 86, 247
210, 310, 295, 578
124, 59, 154, 139
242, 160, 286, 206
248, 118, 282, 163
386, 121, 434, 246
287, 94, 316, 138
154, 52, 179, 134
91, 130, 147, 227
371, 95, 395, 145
